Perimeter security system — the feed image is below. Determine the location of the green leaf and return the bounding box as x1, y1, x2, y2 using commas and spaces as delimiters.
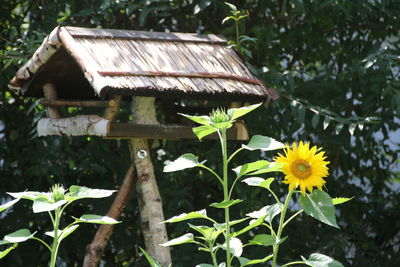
74, 215, 120, 224
232, 215, 267, 237
160, 233, 195, 247
188, 224, 217, 241
332, 197, 353, 205
4, 229, 35, 243
238, 254, 273, 266
246, 203, 281, 224
210, 199, 243, 209
164, 210, 210, 223
179, 113, 210, 125
335, 123, 344, 135
32, 198, 67, 213
323, 117, 331, 130
46, 225, 80, 241
225, 2, 237, 12
196, 264, 214, 267
242, 177, 274, 190
0, 198, 20, 212
193, 0, 211, 14
164, 153, 202, 172
68, 186, 116, 201
249, 162, 284, 175
298, 105, 306, 124
242, 135, 285, 151
140, 247, 162, 267
312, 113, 320, 129
233, 160, 270, 177
7, 191, 50, 201
228, 103, 262, 120
221, 237, 243, 257
193, 125, 218, 140
0, 244, 17, 259
299, 190, 339, 228
302, 253, 344, 267
248, 234, 276, 246
348, 123, 356, 135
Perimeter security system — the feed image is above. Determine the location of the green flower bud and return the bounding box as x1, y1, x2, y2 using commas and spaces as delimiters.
209, 108, 231, 124
51, 184, 65, 202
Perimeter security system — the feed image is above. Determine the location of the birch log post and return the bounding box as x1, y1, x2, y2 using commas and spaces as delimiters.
43, 83, 61, 119
130, 97, 171, 266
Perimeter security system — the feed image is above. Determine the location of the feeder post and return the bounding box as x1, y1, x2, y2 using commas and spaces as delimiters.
129, 96, 171, 266
43, 83, 61, 118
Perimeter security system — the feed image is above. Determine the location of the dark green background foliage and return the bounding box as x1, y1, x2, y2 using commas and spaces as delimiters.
1, 0, 399, 266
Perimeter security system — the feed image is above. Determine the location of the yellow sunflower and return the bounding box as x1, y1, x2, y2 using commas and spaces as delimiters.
274, 141, 329, 194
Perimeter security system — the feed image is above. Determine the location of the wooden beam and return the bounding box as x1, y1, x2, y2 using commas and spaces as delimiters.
41, 99, 109, 108
106, 122, 248, 140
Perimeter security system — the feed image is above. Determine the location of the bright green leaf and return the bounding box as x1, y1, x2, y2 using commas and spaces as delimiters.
210, 199, 243, 209
228, 103, 262, 120
74, 214, 120, 224
233, 160, 270, 177
7, 191, 50, 201
242, 135, 285, 151
163, 153, 202, 172
4, 229, 35, 243
332, 197, 353, 205
233, 215, 267, 237
221, 237, 243, 257
246, 203, 281, 224
335, 123, 344, 135
193, 125, 218, 140
323, 117, 331, 130
249, 162, 284, 175
68, 186, 116, 201
348, 123, 356, 135
248, 234, 275, 246
179, 113, 210, 125
164, 210, 210, 223
0, 244, 17, 259
242, 177, 274, 190
303, 253, 344, 267
0, 198, 20, 213
299, 190, 339, 228
238, 254, 273, 266
140, 247, 162, 267
188, 224, 217, 241
160, 233, 195, 247
32, 198, 67, 213
225, 2, 237, 12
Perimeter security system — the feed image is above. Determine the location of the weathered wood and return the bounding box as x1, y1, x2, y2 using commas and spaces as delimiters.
43, 83, 61, 119
41, 99, 109, 108
103, 95, 122, 121
82, 163, 137, 267
37, 115, 109, 136
129, 97, 171, 266
106, 122, 248, 140
66, 26, 227, 44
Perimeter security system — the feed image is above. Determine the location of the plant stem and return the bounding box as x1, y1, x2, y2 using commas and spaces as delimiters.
281, 261, 306, 267
49, 208, 61, 267
272, 190, 294, 267
220, 129, 232, 267
209, 241, 218, 267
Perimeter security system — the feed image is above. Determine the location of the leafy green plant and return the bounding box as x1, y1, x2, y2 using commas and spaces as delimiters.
147, 103, 352, 267
0, 184, 119, 267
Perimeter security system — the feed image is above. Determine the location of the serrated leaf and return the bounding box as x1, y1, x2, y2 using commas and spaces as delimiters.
242, 135, 285, 151
160, 233, 195, 247
188, 224, 216, 241
299, 190, 339, 228
312, 113, 320, 129
303, 253, 344, 267
238, 254, 273, 266
233, 160, 270, 177
140, 247, 162, 267
4, 229, 35, 243
163, 153, 201, 172
248, 234, 275, 246
246, 203, 281, 224
32, 199, 67, 213
0, 198, 20, 213
221, 237, 243, 257
7, 191, 50, 201
228, 103, 262, 120
323, 117, 331, 130
335, 123, 344, 135
242, 177, 274, 189
249, 162, 284, 175
193, 125, 218, 140
74, 215, 120, 224
46, 225, 80, 241
179, 113, 210, 125
68, 186, 116, 201
332, 197, 353, 205
164, 209, 209, 223
210, 199, 243, 209
0, 245, 16, 259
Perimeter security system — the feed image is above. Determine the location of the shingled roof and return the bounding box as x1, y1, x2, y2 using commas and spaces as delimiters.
9, 26, 272, 101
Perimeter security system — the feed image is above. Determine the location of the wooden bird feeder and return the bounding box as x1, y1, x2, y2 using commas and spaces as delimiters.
9, 26, 275, 139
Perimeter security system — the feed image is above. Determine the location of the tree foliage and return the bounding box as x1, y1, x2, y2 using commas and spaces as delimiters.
1, 0, 399, 266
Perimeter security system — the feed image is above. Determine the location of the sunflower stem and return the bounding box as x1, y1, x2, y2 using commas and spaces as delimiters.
272, 190, 294, 267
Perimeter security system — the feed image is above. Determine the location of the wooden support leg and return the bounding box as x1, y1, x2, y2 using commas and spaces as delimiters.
130, 97, 171, 266
82, 163, 137, 267
43, 83, 61, 118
